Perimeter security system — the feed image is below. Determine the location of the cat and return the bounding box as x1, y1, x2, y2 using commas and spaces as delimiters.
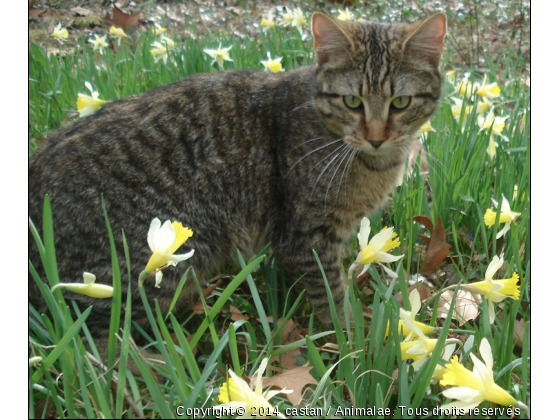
29, 12, 446, 357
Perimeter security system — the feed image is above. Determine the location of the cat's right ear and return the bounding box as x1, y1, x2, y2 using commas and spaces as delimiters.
312, 12, 355, 65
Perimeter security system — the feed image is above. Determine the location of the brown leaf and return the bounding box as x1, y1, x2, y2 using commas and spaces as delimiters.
413, 215, 451, 275
225, 304, 249, 321
271, 319, 304, 369
261, 366, 318, 406
437, 290, 481, 326
71, 6, 92, 17
184, 278, 223, 315
513, 319, 527, 349
395, 283, 432, 307
104, 5, 142, 29
29, 1, 45, 19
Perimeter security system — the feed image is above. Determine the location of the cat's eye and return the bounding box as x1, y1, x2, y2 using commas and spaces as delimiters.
343, 95, 363, 110
390, 96, 412, 111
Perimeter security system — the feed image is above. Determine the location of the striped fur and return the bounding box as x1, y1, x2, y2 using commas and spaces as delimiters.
29, 13, 445, 354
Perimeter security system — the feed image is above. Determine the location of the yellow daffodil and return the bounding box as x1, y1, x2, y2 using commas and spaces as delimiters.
261, 52, 284, 73
445, 70, 457, 83
260, 11, 275, 31
218, 358, 292, 419
145, 218, 194, 276
397, 289, 435, 337
51, 23, 69, 43
440, 338, 519, 410
483, 196, 520, 239
455, 72, 474, 97
461, 255, 520, 323
337, 8, 355, 21
348, 218, 403, 279
478, 110, 509, 139
51, 272, 113, 298
77, 82, 107, 118
89, 34, 109, 55
109, 25, 128, 45
487, 138, 498, 159
401, 336, 440, 362
280, 7, 306, 37
151, 36, 176, 64
474, 76, 501, 100
151, 23, 167, 36
432, 344, 457, 381
204, 43, 234, 71
419, 120, 435, 139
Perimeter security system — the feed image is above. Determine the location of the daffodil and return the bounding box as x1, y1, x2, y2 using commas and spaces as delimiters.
419, 120, 435, 139
109, 26, 128, 45
77, 82, 107, 118
145, 218, 194, 276
440, 338, 519, 410
51, 23, 69, 43
260, 11, 275, 31
432, 343, 457, 381
151, 36, 176, 64
395, 289, 435, 338
348, 217, 403, 278
29, 356, 43, 368
474, 76, 501, 100
461, 255, 520, 323
455, 72, 474, 97
483, 196, 520, 239
204, 43, 234, 71
280, 7, 306, 37
51, 272, 113, 298
89, 34, 109, 55
337, 8, 355, 21
218, 358, 292, 419
151, 23, 167, 36
445, 70, 457, 83
260, 52, 284, 73
478, 110, 509, 140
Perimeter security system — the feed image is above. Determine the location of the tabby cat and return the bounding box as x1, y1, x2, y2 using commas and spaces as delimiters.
29, 12, 446, 354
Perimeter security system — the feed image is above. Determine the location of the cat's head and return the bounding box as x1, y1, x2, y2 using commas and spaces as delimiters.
311, 12, 446, 157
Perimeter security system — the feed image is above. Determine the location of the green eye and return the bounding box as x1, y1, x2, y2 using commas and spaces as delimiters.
391, 96, 411, 110
343, 95, 363, 110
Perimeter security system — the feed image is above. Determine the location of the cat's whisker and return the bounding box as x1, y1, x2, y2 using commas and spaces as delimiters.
290, 100, 317, 113
324, 146, 354, 206
308, 145, 346, 200
336, 148, 358, 202
290, 137, 325, 151
287, 138, 343, 173
298, 139, 346, 180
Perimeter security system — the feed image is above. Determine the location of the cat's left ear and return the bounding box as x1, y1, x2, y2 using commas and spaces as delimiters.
403, 12, 447, 66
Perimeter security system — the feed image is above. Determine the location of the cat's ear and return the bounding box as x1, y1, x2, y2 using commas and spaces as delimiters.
403, 12, 447, 66
312, 12, 355, 65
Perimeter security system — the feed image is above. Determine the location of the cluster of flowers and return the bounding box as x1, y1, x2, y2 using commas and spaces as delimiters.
446, 71, 510, 158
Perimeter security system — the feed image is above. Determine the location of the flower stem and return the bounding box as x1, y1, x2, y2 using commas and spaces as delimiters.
138, 270, 148, 289
516, 401, 530, 417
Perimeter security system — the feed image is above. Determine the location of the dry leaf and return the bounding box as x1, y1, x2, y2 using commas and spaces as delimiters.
413, 215, 451, 275
71, 6, 92, 16
29, 1, 45, 19
395, 283, 432, 307
271, 319, 304, 369
105, 5, 142, 29
513, 318, 527, 349
438, 289, 481, 326
226, 304, 249, 321
261, 366, 318, 406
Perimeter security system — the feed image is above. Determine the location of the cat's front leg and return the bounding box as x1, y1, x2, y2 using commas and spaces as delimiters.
277, 238, 349, 327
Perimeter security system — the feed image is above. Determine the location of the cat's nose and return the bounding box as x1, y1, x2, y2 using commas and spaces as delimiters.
368, 140, 385, 149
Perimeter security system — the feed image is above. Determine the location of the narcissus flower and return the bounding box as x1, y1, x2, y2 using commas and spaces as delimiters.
89, 34, 109, 55
145, 218, 194, 276
109, 26, 128, 45
260, 52, 284, 73
204, 44, 234, 71
151, 36, 176, 64
77, 82, 107, 118
51, 23, 69, 43
151, 23, 167, 36
483, 196, 520, 238
337, 8, 355, 21
478, 110, 509, 140
440, 338, 519, 410
280, 7, 306, 37
218, 358, 292, 418
461, 255, 520, 323
29, 356, 43, 368
51, 272, 113, 298
475, 76, 501, 100
348, 218, 403, 278
419, 120, 435, 138
260, 11, 275, 31
395, 289, 435, 338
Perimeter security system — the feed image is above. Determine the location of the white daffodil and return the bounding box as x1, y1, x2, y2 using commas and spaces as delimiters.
260, 11, 275, 31
145, 218, 194, 276
76, 82, 107, 118
478, 110, 509, 139
337, 8, 355, 21
150, 36, 176, 64
204, 44, 234, 71
396, 288, 435, 338
440, 338, 519, 410
89, 34, 109, 55
483, 196, 520, 239
461, 255, 520, 323
280, 7, 306, 37
51, 23, 69, 43
260, 52, 284, 73
348, 217, 404, 278
474, 76, 501, 100
51, 272, 113, 298
151, 23, 167, 36
218, 358, 292, 418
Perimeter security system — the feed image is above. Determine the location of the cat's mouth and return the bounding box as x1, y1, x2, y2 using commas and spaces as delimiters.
344, 135, 395, 156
